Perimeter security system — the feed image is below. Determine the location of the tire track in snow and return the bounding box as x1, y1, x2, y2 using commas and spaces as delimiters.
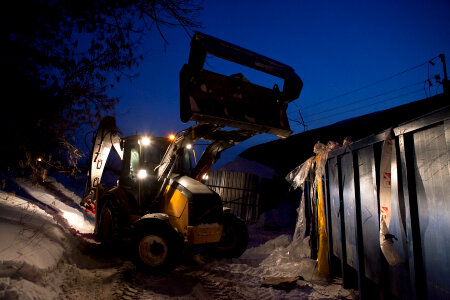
178, 261, 273, 300
111, 263, 142, 300
53, 259, 142, 300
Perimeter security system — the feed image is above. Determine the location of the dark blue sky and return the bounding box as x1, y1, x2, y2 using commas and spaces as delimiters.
110, 0, 450, 167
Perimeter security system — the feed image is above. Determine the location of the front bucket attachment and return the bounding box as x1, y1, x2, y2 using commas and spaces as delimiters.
180, 32, 302, 138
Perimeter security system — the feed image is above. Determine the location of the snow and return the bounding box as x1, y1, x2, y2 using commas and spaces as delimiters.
0, 191, 64, 299
221, 156, 278, 179
0, 192, 65, 270
0, 175, 357, 299
18, 178, 94, 234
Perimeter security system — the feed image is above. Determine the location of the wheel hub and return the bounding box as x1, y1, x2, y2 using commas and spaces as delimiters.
139, 235, 168, 267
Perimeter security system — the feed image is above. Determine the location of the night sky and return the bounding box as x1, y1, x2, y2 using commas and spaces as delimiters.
109, 0, 450, 167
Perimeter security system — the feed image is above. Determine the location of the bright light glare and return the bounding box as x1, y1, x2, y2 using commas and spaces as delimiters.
169, 134, 175, 141
202, 173, 209, 180
137, 169, 147, 179
141, 137, 150, 146
186, 144, 192, 150
63, 211, 84, 229
37, 158, 42, 162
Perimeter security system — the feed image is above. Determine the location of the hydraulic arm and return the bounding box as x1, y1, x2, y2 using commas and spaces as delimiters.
81, 117, 123, 211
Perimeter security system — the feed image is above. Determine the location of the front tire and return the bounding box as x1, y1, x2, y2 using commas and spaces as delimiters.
209, 213, 248, 258
134, 223, 183, 274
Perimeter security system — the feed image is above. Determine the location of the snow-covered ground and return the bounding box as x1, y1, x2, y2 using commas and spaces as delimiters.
0, 176, 357, 299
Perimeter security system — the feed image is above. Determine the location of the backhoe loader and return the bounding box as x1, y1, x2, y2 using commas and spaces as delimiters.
81, 32, 302, 273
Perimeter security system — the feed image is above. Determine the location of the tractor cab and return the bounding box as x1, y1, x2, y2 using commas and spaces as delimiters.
119, 135, 192, 211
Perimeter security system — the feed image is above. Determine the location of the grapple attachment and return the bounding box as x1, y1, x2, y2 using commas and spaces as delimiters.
180, 32, 302, 138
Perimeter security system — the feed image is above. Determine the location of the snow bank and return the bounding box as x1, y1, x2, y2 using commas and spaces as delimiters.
0, 277, 58, 300
0, 192, 66, 270
239, 234, 315, 279
17, 178, 94, 234
0, 176, 97, 300
0, 191, 67, 299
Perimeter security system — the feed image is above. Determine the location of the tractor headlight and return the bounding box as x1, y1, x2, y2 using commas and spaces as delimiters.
140, 136, 151, 146
137, 169, 147, 179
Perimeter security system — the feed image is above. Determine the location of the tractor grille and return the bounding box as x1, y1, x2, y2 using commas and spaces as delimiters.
188, 192, 223, 226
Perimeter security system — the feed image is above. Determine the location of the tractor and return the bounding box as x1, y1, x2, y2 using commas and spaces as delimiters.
81, 32, 302, 273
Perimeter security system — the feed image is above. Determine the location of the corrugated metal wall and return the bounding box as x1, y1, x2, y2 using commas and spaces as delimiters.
323, 106, 449, 299
207, 170, 260, 222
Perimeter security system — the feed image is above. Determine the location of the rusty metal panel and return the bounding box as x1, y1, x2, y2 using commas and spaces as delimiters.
327, 156, 342, 259
412, 123, 450, 299
341, 152, 358, 269
357, 146, 382, 284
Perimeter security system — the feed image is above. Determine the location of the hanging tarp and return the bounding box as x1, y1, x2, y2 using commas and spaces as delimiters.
286, 141, 340, 277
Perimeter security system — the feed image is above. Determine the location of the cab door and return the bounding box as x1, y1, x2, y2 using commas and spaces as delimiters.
119, 137, 140, 205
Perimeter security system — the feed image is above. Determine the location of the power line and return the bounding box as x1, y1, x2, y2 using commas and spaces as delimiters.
299, 56, 439, 110
304, 88, 424, 125
296, 80, 423, 119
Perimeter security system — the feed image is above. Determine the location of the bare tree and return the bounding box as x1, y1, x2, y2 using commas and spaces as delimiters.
0, 0, 202, 179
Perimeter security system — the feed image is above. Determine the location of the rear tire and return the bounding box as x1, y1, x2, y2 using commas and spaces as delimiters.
209, 213, 248, 258
134, 223, 183, 274
98, 198, 122, 245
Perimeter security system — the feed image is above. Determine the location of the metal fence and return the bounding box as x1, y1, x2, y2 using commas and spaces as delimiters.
322, 106, 450, 299
206, 170, 260, 222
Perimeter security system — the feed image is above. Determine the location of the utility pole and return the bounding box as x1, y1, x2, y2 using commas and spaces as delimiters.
439, 54, 449, 95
